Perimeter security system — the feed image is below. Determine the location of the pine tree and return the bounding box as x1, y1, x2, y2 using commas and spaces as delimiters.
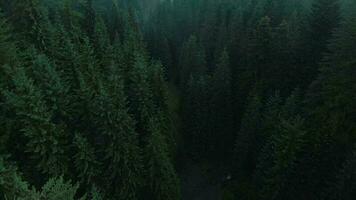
0, 10, 17, 67
258, 117, 306, 200
306, 0, 356, 168
73, 134, 100, 186
0, 11, 17, 154
144, 117, 181, 200
89, 185, 104, 200
77, 36, 101, 90
50, 22, 79, 87
81, 0, 96, 39
303, 0, 340, 84
329, 146, 356, 200
210, 49, 233, 157
301, 9, 356, 199
38, 176, 84, 200
178, 35, 207, 89
31, 55, 71, 123
250, 16, 273, 88
234, 90, 263, 178
251, 90, 306, 200
3, 64, 68, 177
0, 156, 34, 199
273, 20, 298, 94
183, 75, 211, 158
148, 61, 177, 155
93, 15, 110, 61
9, 0, 53, 50
127, 52, 154, 136
91, 66, 142, 199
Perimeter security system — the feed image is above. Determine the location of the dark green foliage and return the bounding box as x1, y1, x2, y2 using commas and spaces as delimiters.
90, 71, 142, 199
329, 146, 356, 200
0, 10, 16, 66
0, 1, 181, 198
1, 0, 356, 199
303, 0, 341, 84
178, 35, 206, 89
183, 75, 211, 158
4, 64, 69, 176
144, 117, 181, 200
0, 156, 34, 199
38, 176, 83, 200
0, 156, 83, 200
73, 134, 100, 185
210, 49, 233, 157
234, 91, 263, 178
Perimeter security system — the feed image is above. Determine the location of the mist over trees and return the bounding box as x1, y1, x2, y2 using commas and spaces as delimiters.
0, 0, 355, 199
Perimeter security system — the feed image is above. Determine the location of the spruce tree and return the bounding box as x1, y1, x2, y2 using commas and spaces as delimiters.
250, 16, 273, 88
234, 90, 263, 176
38, 176, 83, 200
210, 49, 233, 158
258, 117, 306, 200
0, 10, 17, 67
3, 64, 68, 177
91, 67, 142, 199
73, 134, 100, 186
93, 15, 110, 61
178, 35, 206, 89
329, 146, 356, 200
144, 117, 181, 200
303, 0, 340, 84
183, 75, 211, 158
0, 11, 17, 154
127, 52, 154, 136
0, 156, 34, 199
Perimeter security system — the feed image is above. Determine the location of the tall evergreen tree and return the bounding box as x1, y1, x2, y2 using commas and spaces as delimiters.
144, 117, 181, 200
210, 49, 233, 158
178, 35, 206, 89
0, 10, 16, 67
303, 0, 340, 85
234, 90, 263, 178
3, 61, 69, 177
91, 67, 142, 199
0, 156, 34, 199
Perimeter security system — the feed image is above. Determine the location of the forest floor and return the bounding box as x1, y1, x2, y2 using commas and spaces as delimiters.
179, 160, 227, 200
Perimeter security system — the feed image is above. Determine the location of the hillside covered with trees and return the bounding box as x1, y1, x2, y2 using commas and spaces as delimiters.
0, 0, 355, 199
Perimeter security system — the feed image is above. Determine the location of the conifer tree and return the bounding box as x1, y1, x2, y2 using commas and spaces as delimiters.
258, 117, 306, 200
234, 90, 263, 178
148, 61, 177, 154
144, 117, 181, 200
329, 146, 356, 200
127, 52, 154, 136
0, 156, 34, 199
210, 49, 233, 157
0, 11, 17, 153
0, 10, 17, 67
3, 64, 68, 177
178, 35, 206, 89
93, 15, 110, 61
73, 134, 100, 186
303, 0, 340, 84
31, 55, 70, 122
250, 16, 273, 87
10, 0, 53, 50
91, 66, 142, 199
183, 75, 211, 158
82, 0, 96, 39
38, 176, 83, 200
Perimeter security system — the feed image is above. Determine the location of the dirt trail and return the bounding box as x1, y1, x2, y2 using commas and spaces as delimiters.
180, 163, 223, 200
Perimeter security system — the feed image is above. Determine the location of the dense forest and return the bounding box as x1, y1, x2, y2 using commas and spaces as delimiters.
0, 0, 355, 199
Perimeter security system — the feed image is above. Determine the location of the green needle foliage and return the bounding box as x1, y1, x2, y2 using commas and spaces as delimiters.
0, 0, 355, 199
